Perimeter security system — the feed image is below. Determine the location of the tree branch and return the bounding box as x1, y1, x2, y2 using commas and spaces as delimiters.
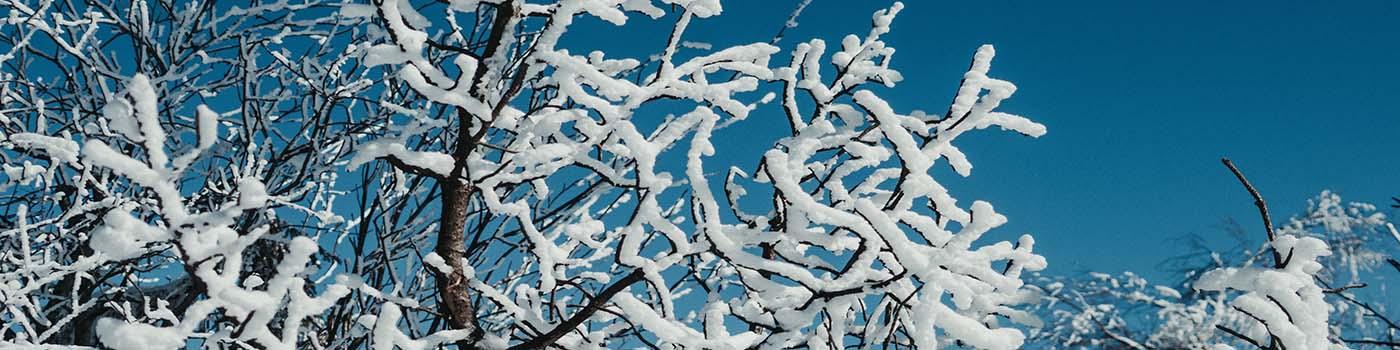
1221, 158, 1283, 268
508, 269, 646, 350
381, 154, 445, 180
1340, 338, 1400, 348
1217, 325, 1267, 350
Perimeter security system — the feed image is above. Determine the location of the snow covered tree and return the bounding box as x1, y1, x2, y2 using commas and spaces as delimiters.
0, 0, 368, 347
1028, 163, 1400, 350
1190, 162, 1396, 350
1029, 270, 1258, 350
343, 0, 1048, 348
2, 0, 1054, 348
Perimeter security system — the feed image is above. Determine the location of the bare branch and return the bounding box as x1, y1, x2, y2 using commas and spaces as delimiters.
1221, 158, 1283, 268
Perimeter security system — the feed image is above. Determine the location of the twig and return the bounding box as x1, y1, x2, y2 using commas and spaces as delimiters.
1221, 158, 1283, 268
1217, 325, 1267, 350
1332, 289, 1400, 331
508, 269, 647, 350
1340, 338, 1400, 347
1323, 283, 1367, 294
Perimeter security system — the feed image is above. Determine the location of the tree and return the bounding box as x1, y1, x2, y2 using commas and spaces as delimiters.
1027, 163, 1400, 350
0, 0, 365, 347
2, 0, 1054, 349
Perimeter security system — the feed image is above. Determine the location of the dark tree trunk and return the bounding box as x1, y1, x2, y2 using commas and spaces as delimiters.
436, 180, 481, 348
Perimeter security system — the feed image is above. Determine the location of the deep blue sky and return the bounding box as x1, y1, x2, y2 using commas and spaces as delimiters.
573, 0, 1400, 280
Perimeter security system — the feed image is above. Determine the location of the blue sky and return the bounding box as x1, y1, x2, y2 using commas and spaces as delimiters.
569, 0, 1400, 281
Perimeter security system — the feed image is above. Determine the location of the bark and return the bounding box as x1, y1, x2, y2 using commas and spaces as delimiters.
434, 2, 516, 347
436, 180, 482, 348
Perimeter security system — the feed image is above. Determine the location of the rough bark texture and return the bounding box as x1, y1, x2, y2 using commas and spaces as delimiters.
436, 180, 481, 348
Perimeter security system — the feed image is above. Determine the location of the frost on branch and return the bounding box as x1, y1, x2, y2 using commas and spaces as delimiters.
1027, 190, 1399, 350
1189, 161, 1349, 350
699, 5, 1048, 349
3, 0, 1055, 348
1, 0, 366, 346
1213, 190, 1396, 349
81, 74, 351, 350
341, 0, 1050, 348
1030, 271, 1254, 349
1277, 191, 1391, 285
1194, 234, 1346, 350
5, 73, 350, 349
347, 0, 780, 347
338, 0, 1053, 348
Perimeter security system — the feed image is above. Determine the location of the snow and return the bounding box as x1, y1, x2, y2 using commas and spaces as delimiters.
1, 162, 46, 185
348, 140, 456, 176
16, 1, 1360, 349
679, 2, 1050, 347
613, 293, 709, 346
83, 140, 163, 186
680, 41, 712, 50
88, 209, 169, 261
1030, 190, 1398, 349
94, 319, 185, 350
1390, 223, 1400, 246
1194, 234, 1345, 350
1155, 285, 1182, 299
195, 104, 218, 149
6, 133, 79, 164
423, 252, 453, 273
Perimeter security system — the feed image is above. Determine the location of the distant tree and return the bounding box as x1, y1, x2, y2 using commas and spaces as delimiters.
1029, 165, 1400, 349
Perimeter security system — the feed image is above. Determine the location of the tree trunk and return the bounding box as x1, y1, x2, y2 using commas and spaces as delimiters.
436, 2, 516, 344
436, 180, 481, 348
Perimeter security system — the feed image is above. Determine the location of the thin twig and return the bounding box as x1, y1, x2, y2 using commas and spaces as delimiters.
1323, 283, 1367, 294
1221, 158, 1283, 268
1217, 325, 1267, 350
1340, 338, 1400, 347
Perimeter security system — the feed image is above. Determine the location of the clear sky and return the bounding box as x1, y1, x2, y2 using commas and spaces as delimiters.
571, 0, 1400, 281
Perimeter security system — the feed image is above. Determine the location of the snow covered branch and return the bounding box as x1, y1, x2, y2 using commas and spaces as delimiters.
2, 0, 1063, 348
